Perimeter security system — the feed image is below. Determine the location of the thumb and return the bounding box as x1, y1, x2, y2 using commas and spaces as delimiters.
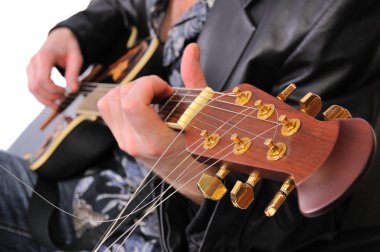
181, 43, 208, 88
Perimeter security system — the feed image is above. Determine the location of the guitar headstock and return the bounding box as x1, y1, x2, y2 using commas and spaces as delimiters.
181, 83, 375, 217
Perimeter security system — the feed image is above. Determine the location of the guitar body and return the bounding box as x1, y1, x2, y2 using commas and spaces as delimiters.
8, 101, 115, 180
8, 33, 163, 180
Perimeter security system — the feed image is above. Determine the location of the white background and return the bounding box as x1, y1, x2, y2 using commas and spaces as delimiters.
0, 1, 90, 150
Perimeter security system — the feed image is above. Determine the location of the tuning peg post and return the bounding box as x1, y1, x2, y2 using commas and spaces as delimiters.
200, 130, 220, 149
232, 87, 252, 106
278, 115, 301, 136
231, 134, 252, 154
254, 100, 275, 120
276, 83, 297, 101
264, 138, 287, 161
265, 177, 296, 217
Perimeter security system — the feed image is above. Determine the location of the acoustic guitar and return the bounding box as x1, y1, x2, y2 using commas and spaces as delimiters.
8, 33, 375, 217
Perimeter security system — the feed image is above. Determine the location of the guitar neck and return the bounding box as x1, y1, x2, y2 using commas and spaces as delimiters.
75, 82, 117, 116
75, 84, 200, 121
50, 81, 375, 218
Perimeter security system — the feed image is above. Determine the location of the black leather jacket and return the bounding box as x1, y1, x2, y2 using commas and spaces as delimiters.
57, 0, 380, 251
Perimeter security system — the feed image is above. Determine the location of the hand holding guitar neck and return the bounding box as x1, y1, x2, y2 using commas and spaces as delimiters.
97, 43, 211, 204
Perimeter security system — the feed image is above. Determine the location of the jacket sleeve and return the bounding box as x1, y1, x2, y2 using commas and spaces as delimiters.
53, 0, 149, 68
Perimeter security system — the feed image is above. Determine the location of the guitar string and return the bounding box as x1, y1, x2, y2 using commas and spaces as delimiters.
107, 104, 265, 251
0, 108, 282, 252
2, 84, 282, 232
96, 113, 267, 249
192, 113, 267, 140
163, 90, 192, 122
59, 82, 279, 124
173, 90, 281, 141
93, 135, 203, 251
111, 122, 280, 252
0, 87, 284, 250
98, 99, 259, 249
73, 83, 282, 158
94, 92, 249, 248
62, 83, 282, 147
95, 89, 284, 249
164, 99, 278, 125
0, 121, 279, 252
0, 95, 203, 226
94, 91, 240, 250
103, 95, 283, 250
114, 108, 282, 250
0, 89, 280, 226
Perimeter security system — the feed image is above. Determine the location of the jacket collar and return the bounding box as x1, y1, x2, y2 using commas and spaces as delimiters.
197, 0, 256, 91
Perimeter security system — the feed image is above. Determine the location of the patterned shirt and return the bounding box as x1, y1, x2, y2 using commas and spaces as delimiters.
71, 1, 213, 251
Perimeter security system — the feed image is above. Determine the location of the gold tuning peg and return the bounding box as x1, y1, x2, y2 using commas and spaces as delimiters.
231, 134, 252, 154
264, 138, 287, 161
278, 115, 301, 136
323, 105, 352, 121
230, 171, 261, 209
200, 130, 220, 149
197, 164, 230, 200
254, 100, 275, 120
232, 87, 252, 106
299, 92, 322, 117
277, 83, 297, 101
264, 177, 296, 217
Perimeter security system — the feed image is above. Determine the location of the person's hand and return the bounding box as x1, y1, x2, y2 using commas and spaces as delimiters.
98, 43, 207, 160
27, 27, 83, 109
98, 43, 211, 203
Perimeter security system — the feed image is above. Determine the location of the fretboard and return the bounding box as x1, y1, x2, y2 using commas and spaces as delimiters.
70, 82, 203, 126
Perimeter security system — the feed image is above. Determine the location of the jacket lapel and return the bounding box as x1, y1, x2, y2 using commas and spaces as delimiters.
197, 0, 256, 91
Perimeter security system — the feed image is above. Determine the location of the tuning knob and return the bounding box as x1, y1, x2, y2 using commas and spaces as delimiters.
278, 115, 301, 136
264, 177, 296, 217
264, 138, 287, 161
197, 164, 230, 200
299, 92, 322, 117
254, 100, 275, 120
230, 171, 261, 209
323, 105, 352, 121
231, 134, 252, 154
232, 87, 252, 106
276, 83, 297, 101
200, 130, 220, 149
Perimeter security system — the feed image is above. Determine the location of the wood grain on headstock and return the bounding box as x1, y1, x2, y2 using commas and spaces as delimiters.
181, 83, 375, 217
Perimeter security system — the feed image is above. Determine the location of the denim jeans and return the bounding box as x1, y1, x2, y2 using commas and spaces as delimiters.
0, 151, 56, 251
0, 150, 161, 252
